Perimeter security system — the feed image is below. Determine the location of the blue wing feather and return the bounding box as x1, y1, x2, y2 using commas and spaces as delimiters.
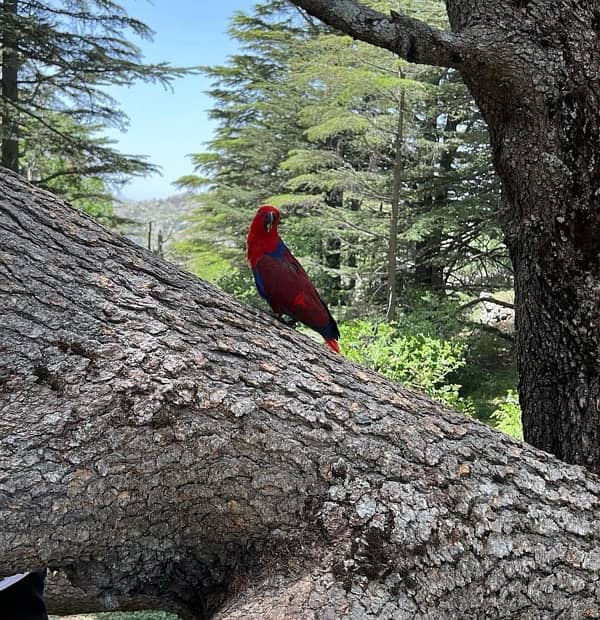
252, 268, 268, 302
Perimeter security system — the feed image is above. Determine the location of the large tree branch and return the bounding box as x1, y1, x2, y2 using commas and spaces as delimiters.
2, 167, 600, 618
287, 0, 467, 68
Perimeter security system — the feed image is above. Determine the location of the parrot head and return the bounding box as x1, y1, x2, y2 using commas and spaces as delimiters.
257, 204, 280, 233
247, 205, 282, 267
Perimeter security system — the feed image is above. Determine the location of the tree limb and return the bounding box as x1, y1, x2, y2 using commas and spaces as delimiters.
287, 0, 467, 68
1, 167, 599, 618
464, 320, 515, 343
458, 296, 515, 313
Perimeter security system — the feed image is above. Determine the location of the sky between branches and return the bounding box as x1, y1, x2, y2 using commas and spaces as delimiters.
105, 0, 255, 200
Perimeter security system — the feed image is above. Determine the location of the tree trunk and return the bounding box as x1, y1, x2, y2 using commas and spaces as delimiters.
288, 0, 600, 473
385, 86, 404, 323
444, 1, 600, 472
1, 0, 19, 172
414, 113, 459, 293
414, 227, 443, 291
3, 170, 600, 618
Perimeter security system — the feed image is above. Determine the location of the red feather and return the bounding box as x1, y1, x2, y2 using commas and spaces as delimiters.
247, 205, 340, 352
325, 339, 340, 353
247, 205, 280, 268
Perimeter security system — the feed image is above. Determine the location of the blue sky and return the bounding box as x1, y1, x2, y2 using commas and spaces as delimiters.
106, 1, 256, 200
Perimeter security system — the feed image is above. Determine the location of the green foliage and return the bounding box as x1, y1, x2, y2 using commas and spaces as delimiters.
453, 327, 516, 423
179, 0, 509, 323
217, 265, 263, 305
491, 390, 523, 440
340, 317, 474, 415
175, 239, 232, 283
336, 293, 519, 426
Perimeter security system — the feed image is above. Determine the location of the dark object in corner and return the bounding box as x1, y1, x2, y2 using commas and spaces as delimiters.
0, 571, 48, 620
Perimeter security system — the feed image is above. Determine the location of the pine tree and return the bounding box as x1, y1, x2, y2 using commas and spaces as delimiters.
0, 0, 189, 206
177, 1, 321, 293
180, 0, 509, 318
277, 0, 506, 312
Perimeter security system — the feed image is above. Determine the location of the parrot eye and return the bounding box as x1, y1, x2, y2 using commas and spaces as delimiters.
264, 211, 275, 232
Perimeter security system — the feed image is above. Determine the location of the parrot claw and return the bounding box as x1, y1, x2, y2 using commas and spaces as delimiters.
273, 313, 297, 328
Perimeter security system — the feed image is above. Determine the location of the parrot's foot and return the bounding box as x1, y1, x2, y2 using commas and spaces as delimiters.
273, 313, 297, 328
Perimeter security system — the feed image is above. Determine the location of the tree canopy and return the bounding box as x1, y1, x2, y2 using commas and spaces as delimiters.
179, 0, 507, 311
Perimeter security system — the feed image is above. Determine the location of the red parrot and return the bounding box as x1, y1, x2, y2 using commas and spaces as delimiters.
247, 205, 340, 353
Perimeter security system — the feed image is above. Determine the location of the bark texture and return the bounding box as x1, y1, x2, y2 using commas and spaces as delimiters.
289, 0, 600, 473
3, 170, 600, 618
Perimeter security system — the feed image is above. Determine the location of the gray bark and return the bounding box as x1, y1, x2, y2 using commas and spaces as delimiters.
287, 0, 467, 69
288, 1, 600, 473
3, 171, 600, 618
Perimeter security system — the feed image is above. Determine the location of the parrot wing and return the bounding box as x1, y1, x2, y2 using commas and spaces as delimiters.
253, 243, 339, 341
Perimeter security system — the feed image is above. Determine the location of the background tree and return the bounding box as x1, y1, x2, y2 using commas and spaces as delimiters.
277, 23, 503, 309
180, 0, 505, 311
1, 0, 18, 170
176, 1, 317, 296
0, 0, 189, 210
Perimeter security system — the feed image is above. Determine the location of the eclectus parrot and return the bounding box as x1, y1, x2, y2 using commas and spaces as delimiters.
247, 205, 340, 353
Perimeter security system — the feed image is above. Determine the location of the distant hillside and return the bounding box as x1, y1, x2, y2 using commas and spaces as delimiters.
112, 193, 197, 260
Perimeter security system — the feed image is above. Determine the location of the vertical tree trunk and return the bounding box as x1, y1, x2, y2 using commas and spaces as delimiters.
323, 236, 341, 304
450, 4, 600, 471
1, 0, 19, 172
414, 227, 443, 290
323, 186, 343, 304
385, 86, 405, 322
414, 113, 459, 293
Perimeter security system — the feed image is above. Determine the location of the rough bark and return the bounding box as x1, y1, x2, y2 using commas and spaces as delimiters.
288, 1, 600, 473
3, 171, 600, 618
289, 0, 467, 69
